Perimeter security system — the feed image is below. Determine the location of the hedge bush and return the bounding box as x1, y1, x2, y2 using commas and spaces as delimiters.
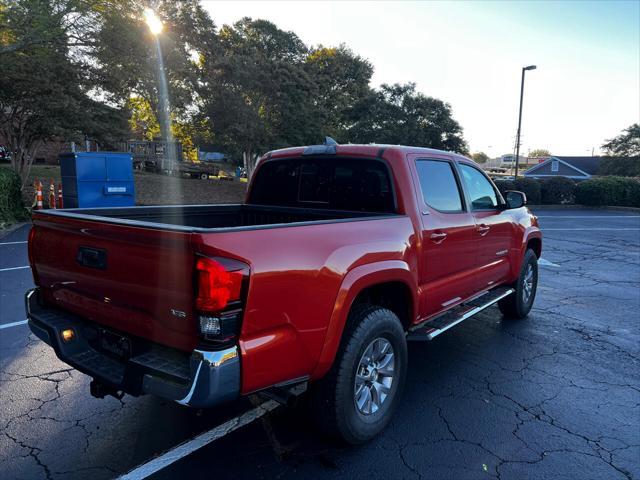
0, 168, 28, 227
493, 179, 514, 198
575, 176, 640, 207
513, 178, 542, 205
492, 175, 640, 207
540, 176, 575, 204
493, 178, 542, 204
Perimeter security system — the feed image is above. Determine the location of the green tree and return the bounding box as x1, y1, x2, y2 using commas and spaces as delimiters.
127, 96, 210, 162
529, 149, 551, 158
602, 124, 640, 157
199, 18, 318, 173
127, 96, 161, 141
93, 1, 215, 144
347, 83, 467, 153
0, 0, 100, 55
598, 158, 640, 177
305, 45, 373, 139
471, 152, 490, 163
0, 0, 128, 185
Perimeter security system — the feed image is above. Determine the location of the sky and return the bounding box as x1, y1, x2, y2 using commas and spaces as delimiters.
202, 0, 640, 157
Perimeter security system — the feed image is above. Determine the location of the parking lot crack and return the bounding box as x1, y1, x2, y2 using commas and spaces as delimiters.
3, 431, 54, 480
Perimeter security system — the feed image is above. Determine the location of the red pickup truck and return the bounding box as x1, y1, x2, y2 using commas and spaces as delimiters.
26, 141, 541, 444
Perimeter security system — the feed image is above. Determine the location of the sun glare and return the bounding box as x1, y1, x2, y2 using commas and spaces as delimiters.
144, 8, 163, 35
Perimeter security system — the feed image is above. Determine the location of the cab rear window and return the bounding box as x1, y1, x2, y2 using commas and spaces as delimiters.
249, 157, 396, 213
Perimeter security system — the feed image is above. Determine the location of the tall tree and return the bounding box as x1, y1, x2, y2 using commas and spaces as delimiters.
0, 0, 128, 185
471, 152, 490, 163
0, 0, 101, 55
602, 124, 640, 157
305, 45, 373, 139
199, 18, 317, 174
93, 1, 215, 137
529, 148, 551, 158
347, 83, 467, 153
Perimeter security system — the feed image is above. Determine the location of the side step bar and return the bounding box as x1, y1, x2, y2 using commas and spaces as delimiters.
407, 287, 514, 341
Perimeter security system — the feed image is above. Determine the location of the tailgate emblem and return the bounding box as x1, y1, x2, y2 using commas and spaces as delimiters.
170, 309, 187, 318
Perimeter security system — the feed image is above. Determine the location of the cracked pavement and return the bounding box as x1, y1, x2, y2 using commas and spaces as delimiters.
1, 209, 639, 479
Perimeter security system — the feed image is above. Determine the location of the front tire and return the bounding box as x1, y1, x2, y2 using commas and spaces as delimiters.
499, 248, 538, 319
310, 304, 407, 444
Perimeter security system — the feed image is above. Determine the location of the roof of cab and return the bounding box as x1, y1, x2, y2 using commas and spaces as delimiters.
266, 143, 468, 161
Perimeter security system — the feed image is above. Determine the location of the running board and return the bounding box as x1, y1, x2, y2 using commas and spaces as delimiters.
407, 287, 515, 341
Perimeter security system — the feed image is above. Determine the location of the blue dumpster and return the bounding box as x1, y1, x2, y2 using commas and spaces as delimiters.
60, 152, 135, 208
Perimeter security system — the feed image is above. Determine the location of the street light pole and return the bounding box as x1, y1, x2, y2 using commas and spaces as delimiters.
514, 65, 536, 178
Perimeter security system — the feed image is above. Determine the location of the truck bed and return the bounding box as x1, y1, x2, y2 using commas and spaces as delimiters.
42, 203, 396, 231
29, 202, 408, 356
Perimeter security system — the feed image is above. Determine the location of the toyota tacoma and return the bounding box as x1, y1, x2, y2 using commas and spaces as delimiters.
26, 140, 541, 444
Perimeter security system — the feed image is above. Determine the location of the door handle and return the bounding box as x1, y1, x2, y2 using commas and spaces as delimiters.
477, 224, 490, 236
430, 232, 448, 243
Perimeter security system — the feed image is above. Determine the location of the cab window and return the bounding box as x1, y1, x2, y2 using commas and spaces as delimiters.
458, 164, 499, 210
249, 157, 395, 213
415, 160, 464, 213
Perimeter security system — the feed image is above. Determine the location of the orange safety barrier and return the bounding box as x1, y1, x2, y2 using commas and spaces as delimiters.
35, 180, 44, 210
58, 183, 64, 209
48, 179, 56, 209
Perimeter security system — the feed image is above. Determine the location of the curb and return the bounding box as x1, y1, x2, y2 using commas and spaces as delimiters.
528, 205, 640, 212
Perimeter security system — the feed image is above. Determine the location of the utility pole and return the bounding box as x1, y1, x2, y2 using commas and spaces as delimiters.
515, 65, 537, 178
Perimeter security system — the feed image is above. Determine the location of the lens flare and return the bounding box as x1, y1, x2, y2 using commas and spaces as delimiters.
144, 8, 163, 35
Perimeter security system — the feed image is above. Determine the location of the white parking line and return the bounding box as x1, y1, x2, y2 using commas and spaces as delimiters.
0, 266, 30, 272
0, 319, 28, 330
0, 241, 28, 245
539, 258, 560, 267
543, 228, 640, 231
119, 400, 280, 480
537, 216, 640, 219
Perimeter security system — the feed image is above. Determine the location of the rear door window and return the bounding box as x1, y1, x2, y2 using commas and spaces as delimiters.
415, 160, 464, 213
249, 157, 395, 213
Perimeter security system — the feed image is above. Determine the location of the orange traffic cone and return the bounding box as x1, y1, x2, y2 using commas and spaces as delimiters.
32, 179, 38, 209
48, 179, 56, 209
58, 183, 64, 209
35, 180, 44, 210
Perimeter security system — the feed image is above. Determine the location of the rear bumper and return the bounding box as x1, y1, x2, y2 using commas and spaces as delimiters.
25, 288, 240, 408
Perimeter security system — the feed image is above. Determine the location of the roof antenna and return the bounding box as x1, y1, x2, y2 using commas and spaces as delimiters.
324, 136, 338, 146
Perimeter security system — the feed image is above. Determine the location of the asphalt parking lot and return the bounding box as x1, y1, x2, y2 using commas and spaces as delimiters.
1, 208, 639, 480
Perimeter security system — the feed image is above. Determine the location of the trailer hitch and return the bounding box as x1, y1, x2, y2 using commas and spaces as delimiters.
90, 379, 124, 400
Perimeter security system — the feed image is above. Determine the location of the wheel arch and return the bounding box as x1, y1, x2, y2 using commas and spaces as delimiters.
310, 260, 417, 381
510, 228, 542, 279
526, 236, 542, 258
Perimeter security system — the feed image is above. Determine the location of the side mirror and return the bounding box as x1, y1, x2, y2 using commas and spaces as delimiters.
505, 190, 527, 209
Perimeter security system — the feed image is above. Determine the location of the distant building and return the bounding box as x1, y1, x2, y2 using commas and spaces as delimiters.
482, 154, 541, 173
524, 156, 601, 180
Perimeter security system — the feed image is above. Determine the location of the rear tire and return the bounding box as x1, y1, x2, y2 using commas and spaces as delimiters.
499, 249, 538, 319
310, 304, 407, 444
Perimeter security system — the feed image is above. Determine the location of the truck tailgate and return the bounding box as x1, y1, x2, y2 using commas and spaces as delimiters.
30, 213, 198, 352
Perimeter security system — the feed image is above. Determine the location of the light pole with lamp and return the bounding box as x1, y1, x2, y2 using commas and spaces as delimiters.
514, 65, 536, 178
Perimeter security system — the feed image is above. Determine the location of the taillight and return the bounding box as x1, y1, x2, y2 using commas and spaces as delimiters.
27, 227, 39, 284
195, 256, 249, 345
28, 227, 36, 266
